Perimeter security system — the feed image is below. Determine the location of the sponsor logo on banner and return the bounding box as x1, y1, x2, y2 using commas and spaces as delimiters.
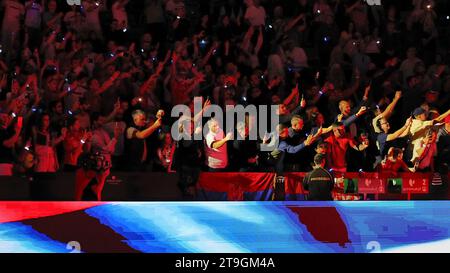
359, 178, 385, 194
402, 178, 429, 194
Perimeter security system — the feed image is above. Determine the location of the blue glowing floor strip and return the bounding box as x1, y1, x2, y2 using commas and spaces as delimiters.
0, 202, 449, 253
0, 222, 70, 253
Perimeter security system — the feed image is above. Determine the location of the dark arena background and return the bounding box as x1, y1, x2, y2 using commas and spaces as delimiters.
0, 0, 449, 263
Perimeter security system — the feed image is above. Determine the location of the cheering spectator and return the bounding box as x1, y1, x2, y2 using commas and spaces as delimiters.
125, 109, 163, 171
63, 118, 91, 172
379, 147, 411, 176
205, 118, 233, 172
172, 118, 202, 198
232, 121, 259, 172
32, 113, 65, 173
156, 132, 175, 171
324, 122, 369, 173
375, 116, 412, 160
409, 107, 450, 166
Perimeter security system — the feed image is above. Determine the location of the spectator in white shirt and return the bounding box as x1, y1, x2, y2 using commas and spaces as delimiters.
204, 118, 233, 171
409, 107, 450, 165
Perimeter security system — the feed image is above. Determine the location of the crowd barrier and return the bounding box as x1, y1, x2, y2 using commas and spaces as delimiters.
197, 172, 449, 201
0, 172, 448, 201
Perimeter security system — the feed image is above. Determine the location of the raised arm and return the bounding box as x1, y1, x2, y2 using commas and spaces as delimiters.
133, 119, 162, 139
386, 117, 413, 141
434, 109, 450, 123
211, 132, 232, 149
283, 84, 300, 106
381, 91, 402, 120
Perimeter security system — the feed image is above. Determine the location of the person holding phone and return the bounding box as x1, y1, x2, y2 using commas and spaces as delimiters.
125, 109, 163, 171
63, 117, 92, 172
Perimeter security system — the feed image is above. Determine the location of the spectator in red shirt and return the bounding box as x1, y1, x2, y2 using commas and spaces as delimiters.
324, 122, 369, 173
379, 147, 411, 177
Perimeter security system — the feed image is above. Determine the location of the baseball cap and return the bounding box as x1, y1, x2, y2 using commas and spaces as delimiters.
413, 107, 427, 117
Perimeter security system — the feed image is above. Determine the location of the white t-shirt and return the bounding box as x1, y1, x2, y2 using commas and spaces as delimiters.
244, 5, 266, 27
410, 119, 433, 162
205, 129, 228, 169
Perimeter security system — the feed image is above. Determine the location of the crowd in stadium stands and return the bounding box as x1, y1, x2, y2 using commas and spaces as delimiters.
0, 0, 449, 186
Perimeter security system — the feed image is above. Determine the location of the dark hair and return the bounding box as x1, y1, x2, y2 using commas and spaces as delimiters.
314, 153, 326, 165
376, 118, 383, 131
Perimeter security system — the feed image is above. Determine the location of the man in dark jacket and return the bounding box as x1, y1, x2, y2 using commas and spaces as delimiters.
303, 153, 334, 201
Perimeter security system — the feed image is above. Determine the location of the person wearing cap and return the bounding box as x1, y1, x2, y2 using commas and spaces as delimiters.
302, 153, 334, 201
410, 107, 450, 164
